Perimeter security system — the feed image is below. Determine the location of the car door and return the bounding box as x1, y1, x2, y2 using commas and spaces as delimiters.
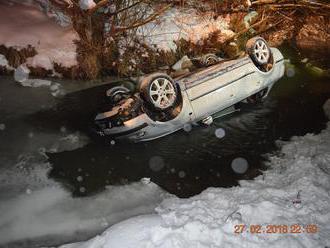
187, 80, 234, 120
225, 61, 263, 103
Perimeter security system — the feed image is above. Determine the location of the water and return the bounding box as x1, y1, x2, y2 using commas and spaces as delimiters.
1, 55, 329, 200
43, 57, 330, 198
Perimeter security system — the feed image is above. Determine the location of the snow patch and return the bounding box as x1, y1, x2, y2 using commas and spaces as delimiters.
14, 74, 65, 97
0, 181, 167, 245
20, 79, 52, 87
0, 54, 12, 70
26, 54, 54, 71
79, 0, 96, 10
139, 8, 234, 51
14, 64, 30, 83
0, 3, 78, 72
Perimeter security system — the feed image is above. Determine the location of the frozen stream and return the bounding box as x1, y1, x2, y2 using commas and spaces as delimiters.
0, 52, 330, 247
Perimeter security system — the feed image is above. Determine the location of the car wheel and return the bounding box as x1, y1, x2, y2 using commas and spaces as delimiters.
106, 85, 132, 104
246, 37, 272, 66
140, 73, 179, 111
201, 54, 221, 67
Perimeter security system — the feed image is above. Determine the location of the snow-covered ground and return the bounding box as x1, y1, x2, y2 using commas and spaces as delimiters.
138, 8, 234, 51
0, 1, 233, 73
60, 99, 330, 248
0, 125, 168, 246
0, 1, 78, 70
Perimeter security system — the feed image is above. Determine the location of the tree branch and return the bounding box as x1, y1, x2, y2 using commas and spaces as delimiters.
114, 4, 172, 32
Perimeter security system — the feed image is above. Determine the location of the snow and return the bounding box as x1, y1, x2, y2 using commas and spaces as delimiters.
0, 54, 12, 70
26, 54, 54, 71
14, 64, 30, 83
47, 132, 90, 153
0, 2, 78, 70
0, 181, 167, 245
20, 79, 52, 88
60, 100, 330, 248
172, 55, 192, 71
0, 127, 166, 245
14, 73, 65, 97
138, 8, 234, 51
79, 0, 96, 10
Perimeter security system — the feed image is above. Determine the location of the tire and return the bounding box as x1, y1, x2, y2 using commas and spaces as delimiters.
139, 73, 179, 111
246, 37, 272, 66
106, 85, 131, 104
200, 54, 221, 67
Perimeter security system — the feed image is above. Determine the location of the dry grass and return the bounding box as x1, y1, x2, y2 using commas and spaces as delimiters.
0, 45, 37, 68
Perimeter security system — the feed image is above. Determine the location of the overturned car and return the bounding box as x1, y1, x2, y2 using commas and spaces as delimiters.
94, 37, 285, 142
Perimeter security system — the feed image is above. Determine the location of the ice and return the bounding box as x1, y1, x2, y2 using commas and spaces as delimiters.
149, 156, 165, 172
48, 132, 89, 153
0, 123, 5, 131
231, 157, 249, 174
79, 0, 96, 10
18, 79, 63, 98
20, 79, 52, 88
0, 179, 168, 245
50, 82, 64, 97
215, 128, 226, 139
14, 64, 30, 83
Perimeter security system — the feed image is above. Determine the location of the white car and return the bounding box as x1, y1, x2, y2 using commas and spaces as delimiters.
94, 37, 285, 142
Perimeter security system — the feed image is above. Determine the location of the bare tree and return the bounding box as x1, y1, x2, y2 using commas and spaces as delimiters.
48, 0, 171, 78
